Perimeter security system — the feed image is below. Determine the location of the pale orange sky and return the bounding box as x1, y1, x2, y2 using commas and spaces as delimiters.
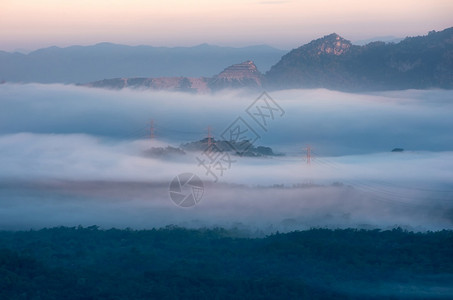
0, 0, 452, 51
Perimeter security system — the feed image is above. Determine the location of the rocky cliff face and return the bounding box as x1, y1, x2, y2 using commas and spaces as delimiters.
307, 33, 352, 56
208, 60, 262, 90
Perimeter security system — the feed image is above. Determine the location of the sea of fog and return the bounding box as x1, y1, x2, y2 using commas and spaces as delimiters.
0, 84, 452, 232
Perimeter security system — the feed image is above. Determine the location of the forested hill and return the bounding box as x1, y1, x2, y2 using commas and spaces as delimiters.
265, 27, 453, 91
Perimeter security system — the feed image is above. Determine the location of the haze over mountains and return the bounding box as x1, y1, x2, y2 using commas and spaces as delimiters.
1, 27, 452, 92
85, 27, 453, 92
0, 43, 286, 83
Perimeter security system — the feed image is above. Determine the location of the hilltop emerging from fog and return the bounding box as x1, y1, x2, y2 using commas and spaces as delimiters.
84, 60, 263, 93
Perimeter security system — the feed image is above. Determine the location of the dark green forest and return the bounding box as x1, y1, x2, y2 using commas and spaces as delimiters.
0, 226, 452, 299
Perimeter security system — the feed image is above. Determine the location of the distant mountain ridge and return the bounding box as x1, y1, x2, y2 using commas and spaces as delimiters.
0, 43, 286, 84
2, 27, 453, 91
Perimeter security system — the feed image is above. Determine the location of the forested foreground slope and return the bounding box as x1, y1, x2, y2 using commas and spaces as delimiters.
0, 227, 452, 299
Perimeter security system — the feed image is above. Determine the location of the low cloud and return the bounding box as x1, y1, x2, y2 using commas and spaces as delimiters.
0, 84, 452, 231
1, 84, 453, 154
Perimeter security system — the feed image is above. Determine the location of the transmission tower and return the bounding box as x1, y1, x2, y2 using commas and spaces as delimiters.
206, 126, 213, 151
150, 119, 155, 140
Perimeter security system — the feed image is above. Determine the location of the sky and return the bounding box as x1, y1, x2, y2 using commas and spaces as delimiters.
1, 0, 452, 51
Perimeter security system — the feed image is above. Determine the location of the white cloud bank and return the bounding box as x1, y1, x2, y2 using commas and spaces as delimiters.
0, 84, 452, 231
